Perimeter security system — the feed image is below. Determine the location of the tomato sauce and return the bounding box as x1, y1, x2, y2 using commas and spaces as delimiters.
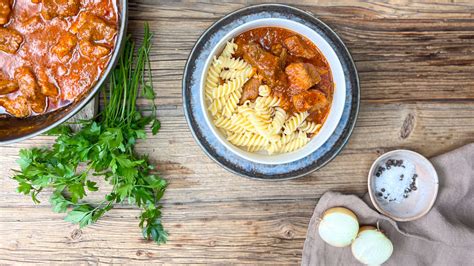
0, 0, 118, 118
234, 27, 334, 124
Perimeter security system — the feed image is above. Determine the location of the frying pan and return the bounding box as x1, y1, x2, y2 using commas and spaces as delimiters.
0, 0, 128, 144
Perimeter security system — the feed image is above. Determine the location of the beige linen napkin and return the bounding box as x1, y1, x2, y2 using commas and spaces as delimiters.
302, 143, 474, 266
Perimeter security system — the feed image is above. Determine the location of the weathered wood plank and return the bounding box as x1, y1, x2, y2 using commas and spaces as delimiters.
1, 0, 474, 264
2, 101, 474, 206
125, 0, 474, 105
0, 201, 313, 264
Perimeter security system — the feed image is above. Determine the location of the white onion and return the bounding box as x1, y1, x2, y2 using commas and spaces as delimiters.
318, 207, 359, 247
351, 226, 393, 265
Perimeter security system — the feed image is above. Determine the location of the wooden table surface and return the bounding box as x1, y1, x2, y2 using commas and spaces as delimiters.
1, 0, 474, 264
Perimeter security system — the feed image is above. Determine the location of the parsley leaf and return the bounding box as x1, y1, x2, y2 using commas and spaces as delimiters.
11, 23, 168, 244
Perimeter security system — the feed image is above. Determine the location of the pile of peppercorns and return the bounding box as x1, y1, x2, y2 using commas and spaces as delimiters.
375, 159, 418, 202
404, 174, 418, 198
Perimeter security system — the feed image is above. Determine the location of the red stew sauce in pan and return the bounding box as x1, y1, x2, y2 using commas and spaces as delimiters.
0, 0, 118, 118
234, 27, 334, 124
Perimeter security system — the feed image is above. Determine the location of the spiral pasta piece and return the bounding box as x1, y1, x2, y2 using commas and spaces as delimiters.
267, 141, 282, 155
220, 40, 238, 58
219, 57, 248, 70
299, 121, 322, 134
208, 96, 225, 116
222, 86, 243, 118
283, 111, 309, 135
220, 66, 255, 80
281, 132, 296, 145
215, 116, 246, 134
255, 96, 281, 112
248, 143, 267, 152
281, 132, 310, 153
211, 76, 247, 99
231, 113, 257, 133
258, 85, 271, 97
228, 132, 266, 147
205, 57, 222, 99
265, 133, 287, 154
269, 107, 286, 135
247, 111, 271, 137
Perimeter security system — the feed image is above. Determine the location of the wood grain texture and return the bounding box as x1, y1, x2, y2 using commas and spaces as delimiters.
1, 0, 474, 264
68, 96, 99, 131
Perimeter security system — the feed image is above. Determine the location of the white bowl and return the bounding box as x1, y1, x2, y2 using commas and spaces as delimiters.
200, 18, 346, 165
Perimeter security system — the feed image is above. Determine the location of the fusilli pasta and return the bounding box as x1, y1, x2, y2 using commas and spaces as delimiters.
205, 57, 222, 99
219, 57, 248, 70
211, 76, 247, 99
299, 121, 321, 134
208, 96, 225, 116
258, 85, 271, 97
222, 87, 243, 118
205, 38, 324, 155
220, 40, 238, 58
283, 112, 309, 135
281, 132, 310, 153
215, 116, 246, 134
269, 107, 286, 135
220, 66, 254, 80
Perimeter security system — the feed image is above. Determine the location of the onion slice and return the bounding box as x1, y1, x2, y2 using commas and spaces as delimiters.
351, 226, 393, 265
318, 207, 359, 247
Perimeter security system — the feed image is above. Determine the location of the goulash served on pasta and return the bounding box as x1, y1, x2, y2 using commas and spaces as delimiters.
205, 27, 334, 155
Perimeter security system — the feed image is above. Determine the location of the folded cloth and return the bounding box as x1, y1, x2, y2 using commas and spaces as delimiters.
302, 143, 474, 266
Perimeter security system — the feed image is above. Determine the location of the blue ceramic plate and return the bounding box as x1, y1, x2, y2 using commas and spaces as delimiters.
183, 4, 360, 180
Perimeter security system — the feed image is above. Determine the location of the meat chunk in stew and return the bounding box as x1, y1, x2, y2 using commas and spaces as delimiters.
0, 0, 12, 25
242, 43, 280, 82
283, 35, 317, 59
285, 62, 321, 92
20, 16, 44, 33
79, 40, 110, 59
271, 44, 283, 56
0, 28, 23, 54
292, 90, 328, 113
15, 67, 46, 114
0, 96, 30, 117
51, 31, 77, 61
0, 79, 19, 95
71, 13, 117, 44
41, 0, 80, 20
242, 43, 287, 90
239, 76, 262, 104
37, 68, 58, 97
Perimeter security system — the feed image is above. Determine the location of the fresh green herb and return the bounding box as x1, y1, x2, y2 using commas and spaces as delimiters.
11, 24, 167, 244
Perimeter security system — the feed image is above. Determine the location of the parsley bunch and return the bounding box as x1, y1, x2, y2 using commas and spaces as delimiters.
11, 24, 168, 244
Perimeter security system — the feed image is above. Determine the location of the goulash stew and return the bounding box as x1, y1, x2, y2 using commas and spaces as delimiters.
0, 0, 118, 118
235, 27, 334, 124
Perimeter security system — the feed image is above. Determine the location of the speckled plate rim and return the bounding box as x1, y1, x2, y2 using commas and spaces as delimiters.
367, 149, 440, 221
182, 4, 360, 180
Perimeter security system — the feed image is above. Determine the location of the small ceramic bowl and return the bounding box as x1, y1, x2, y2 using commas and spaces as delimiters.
200, 18, 346, 165
368, 150, 439, 221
